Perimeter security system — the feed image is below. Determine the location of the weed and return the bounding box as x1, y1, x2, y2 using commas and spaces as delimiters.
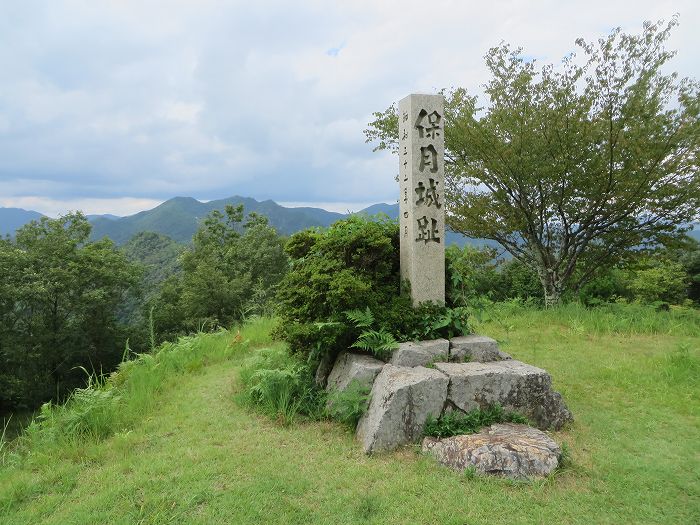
354, 494, 382, 521
238, 345, 325, 423
0, 416, 10, 466
463, 465, 478, 479
325, 380, 371, 428
423, 405, 529, 439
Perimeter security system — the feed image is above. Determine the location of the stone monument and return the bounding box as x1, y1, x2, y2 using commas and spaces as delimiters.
398, 94, 445, 305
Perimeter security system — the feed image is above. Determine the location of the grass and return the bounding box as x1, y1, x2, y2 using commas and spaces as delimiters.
0, 306, 698, 524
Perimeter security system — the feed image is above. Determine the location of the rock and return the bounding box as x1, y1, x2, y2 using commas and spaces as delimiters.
389, 339, 449, 367
449, 335, 511, 362
357, 365, 448, 453
422, 423, 561, 479
434, 361, 573, 430
326, 351, 385, 393
314, 351, 337, 388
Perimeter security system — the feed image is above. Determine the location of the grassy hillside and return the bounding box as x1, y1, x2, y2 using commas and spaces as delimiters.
1, 306, 698, 524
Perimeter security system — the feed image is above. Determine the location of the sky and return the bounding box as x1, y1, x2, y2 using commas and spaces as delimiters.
0, 0, 698, 217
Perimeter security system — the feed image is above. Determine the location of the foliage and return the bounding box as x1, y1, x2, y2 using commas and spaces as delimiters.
445, 245, 501, 305
628, 259, 688, 305
238, 346, 323, 424
325, 380, 371, 429
275, 216, 471, 367
0, 213, 140, 413
423, 405, 529, 439
345, 308, 399, 360
149, 206, 288, 342
366, 18, 700, 306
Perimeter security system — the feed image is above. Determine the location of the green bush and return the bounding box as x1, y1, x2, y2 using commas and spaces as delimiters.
274, 215, 469, 366
629, 260, 688, 305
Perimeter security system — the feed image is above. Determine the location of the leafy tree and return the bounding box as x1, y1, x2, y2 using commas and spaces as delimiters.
149, 205, 288, 341
0, 213, 140, 412
365, 18, 700, 306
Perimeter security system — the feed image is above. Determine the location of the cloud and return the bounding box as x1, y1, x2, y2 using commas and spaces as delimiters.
0, 0, 698, 216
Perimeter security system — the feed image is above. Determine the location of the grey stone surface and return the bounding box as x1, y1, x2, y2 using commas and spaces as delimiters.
449, 335, 511, 362
314, 351, 336, 388
356, 364, 448, 454
326, 351, 385, 393
389, 338, 449, 367
422, 423, 561, 479
434, 361, 573, 430
399, 93, 445, 306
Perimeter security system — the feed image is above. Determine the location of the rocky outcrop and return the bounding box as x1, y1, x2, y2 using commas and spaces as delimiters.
434, 361, 573, 430
389, 339, 449, 367
422, 423, 561, 479
326, 351, 385, 393
356, 365, 448, 453
449, 335, 511, 362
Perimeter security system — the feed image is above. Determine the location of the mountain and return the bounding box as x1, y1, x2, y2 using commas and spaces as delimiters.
86, 213, 121, 221
0, 208, 45, 236
89, 196, 346, 244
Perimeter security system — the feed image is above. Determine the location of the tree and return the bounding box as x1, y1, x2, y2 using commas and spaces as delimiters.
149, 205, 288, 340
365, 18, 700, 306
0, 213, 140, 411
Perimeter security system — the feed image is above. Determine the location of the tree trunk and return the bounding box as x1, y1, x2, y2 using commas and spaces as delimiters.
539, 268, 563, 308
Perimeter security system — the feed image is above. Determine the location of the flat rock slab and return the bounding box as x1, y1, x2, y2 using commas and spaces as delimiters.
389, 339, 449, 367
449, 335, 511, 362
434, 361, 573, 430
357, 364, 448, 454
422, 423, 561, 479
326, 351, 385, 392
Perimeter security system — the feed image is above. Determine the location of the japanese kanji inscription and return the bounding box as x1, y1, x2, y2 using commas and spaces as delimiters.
398, 94, 445, 305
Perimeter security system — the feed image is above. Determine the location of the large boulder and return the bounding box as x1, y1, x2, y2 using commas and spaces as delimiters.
434, 361, 573, 430
357, 365, 448, 453
422, 423, 561, 479
449, 335, 511, 362
326, 351, 385, 393
389, 339, 449, 367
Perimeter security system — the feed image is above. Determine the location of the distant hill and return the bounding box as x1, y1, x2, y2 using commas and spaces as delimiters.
87, 213, 121, 221
0, 208, 44, 236
89, 196, 346, 244
2, 198, 697, 247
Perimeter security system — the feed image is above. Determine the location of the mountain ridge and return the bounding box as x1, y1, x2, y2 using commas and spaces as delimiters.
2, 197, 698, 247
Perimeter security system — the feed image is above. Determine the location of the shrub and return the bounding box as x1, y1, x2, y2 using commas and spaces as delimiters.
629, 260, 688, 305
274, 215, 470, 366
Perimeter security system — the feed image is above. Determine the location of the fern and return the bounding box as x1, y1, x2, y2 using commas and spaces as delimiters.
350, 328, 398, 360
344, 307, 399, 360
344, 307, 375, 329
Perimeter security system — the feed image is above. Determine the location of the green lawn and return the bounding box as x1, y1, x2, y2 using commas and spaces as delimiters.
1, 306, 698, 524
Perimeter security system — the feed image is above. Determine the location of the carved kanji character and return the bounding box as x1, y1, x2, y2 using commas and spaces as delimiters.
415, 109, 442, 139
415, 216, 440, 244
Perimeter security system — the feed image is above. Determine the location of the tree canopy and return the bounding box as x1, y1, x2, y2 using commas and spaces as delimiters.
0, 213, 140, 411
366, 18, 700, 305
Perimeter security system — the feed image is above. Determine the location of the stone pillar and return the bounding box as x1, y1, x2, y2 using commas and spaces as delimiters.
399, 93, 445, 306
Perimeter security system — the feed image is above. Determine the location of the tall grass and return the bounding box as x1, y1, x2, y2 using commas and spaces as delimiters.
237, 345, 324, 424
482, 300, 700, 337
5, 316, 277, 462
